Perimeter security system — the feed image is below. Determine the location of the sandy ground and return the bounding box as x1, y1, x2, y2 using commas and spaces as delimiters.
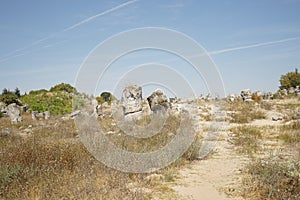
171, 131, 248, 200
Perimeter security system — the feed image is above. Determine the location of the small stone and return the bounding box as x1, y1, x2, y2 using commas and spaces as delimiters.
44, 111, 50, 120
1, 128, 11, 136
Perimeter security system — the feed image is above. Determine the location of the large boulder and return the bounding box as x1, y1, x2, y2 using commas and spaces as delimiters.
121, 85, 142, 115
7, 103, 22, 124
240, 89, 252, 102
147, 89, 169, 111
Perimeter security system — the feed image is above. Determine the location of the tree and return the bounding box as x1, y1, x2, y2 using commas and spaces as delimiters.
96, 92, 116, 105
50, 83, 77, 93
0, 88, 19, 105
15, 87, 21, 98
0, 92, 18, 105
279, 68, 300, 90
2, 88, 9, 95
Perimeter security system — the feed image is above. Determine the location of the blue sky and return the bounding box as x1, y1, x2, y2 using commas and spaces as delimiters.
0, 0, 300, 97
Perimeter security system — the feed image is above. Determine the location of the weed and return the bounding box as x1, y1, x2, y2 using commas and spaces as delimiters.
278, 121, 300, 144
230, 126, 262, 155
227, 101, 266, 123
243, 157, 300, 199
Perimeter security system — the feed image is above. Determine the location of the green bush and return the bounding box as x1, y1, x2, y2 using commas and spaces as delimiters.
50, 83, 76, 93
20, 83, 77, 115
96, 92, 116, 105
21, 92, 73, 115
0, 88, 21, 105
0, 93, 18, 105
279, 68, 300, 90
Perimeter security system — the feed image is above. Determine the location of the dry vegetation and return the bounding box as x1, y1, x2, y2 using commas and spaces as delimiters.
227, 101, 266, 123
0, 112, 201, 199
229, 99, 300, 200
1, 95, 300, 199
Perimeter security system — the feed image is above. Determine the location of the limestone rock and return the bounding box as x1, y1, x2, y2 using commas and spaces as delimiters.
241, 89, 252, 102
121, 85, 142, 115
227, 94, 238, 102
7, 103, 22, 124
1, 128, 11, 136
145, 174, 164, 184
147, 89, 169, 112
32, 111, 50, 120
142, 99, 151, 116
44, 111, 50, 120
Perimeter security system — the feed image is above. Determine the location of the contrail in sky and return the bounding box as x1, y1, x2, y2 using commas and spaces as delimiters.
0, 0, 140, 63
63, 0, 139, 32
209, 37, 300, 55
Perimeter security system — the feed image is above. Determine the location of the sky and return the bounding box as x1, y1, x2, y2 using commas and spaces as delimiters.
0, 0, 300, 98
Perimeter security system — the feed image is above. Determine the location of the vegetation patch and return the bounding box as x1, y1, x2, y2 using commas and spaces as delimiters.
227, 101, 266, 123
230, 126, 262, 155
278, 121, 300, 144
243, 157, 300, 200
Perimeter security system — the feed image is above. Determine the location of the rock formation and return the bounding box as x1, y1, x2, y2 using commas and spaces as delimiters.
240, 89, 253, 102
147, 89, 169, 112
7, 103, 22, 124
32, 111, 50, 120
121, 85, 142, 115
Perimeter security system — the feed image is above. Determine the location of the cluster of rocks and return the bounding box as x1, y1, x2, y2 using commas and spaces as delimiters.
0, 101, 51, 124
120, 85, 169, 120
32, 110, 50, 120
0, 103, 23, 124
226, 89, 269, 102
279, 86, 300, 96
240, 89, 253, 102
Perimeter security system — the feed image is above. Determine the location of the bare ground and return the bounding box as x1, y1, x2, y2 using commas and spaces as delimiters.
170, 130, 248, 200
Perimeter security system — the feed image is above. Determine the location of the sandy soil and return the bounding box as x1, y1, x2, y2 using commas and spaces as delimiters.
171, 131, 248, 200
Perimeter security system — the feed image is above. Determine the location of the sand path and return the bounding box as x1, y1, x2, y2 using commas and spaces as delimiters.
171, 131, 247, 200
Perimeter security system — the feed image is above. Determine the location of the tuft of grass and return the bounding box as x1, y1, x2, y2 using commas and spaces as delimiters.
230, 126, 262, 155
278, 121, 300, 144
227, 101, 266, 123
243, 157, 300, 200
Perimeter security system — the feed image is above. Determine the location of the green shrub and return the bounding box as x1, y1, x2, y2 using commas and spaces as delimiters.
49, 83, 76, 93
96, 92, 116, 105
21, 90, 73, 115
279, 68, 300, 90
0, 92, 19, 105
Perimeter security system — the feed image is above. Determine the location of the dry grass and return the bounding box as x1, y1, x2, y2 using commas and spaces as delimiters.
230, 126, 262, 155
243, 156, 300, 200
232, 111, 300, 199
278, 121, 300, 144
0, 115, 148, 199
0, 112, 202, 199
227, 101, 266, 124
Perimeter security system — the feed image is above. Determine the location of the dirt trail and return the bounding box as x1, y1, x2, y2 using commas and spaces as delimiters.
171, 131, 247, 200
